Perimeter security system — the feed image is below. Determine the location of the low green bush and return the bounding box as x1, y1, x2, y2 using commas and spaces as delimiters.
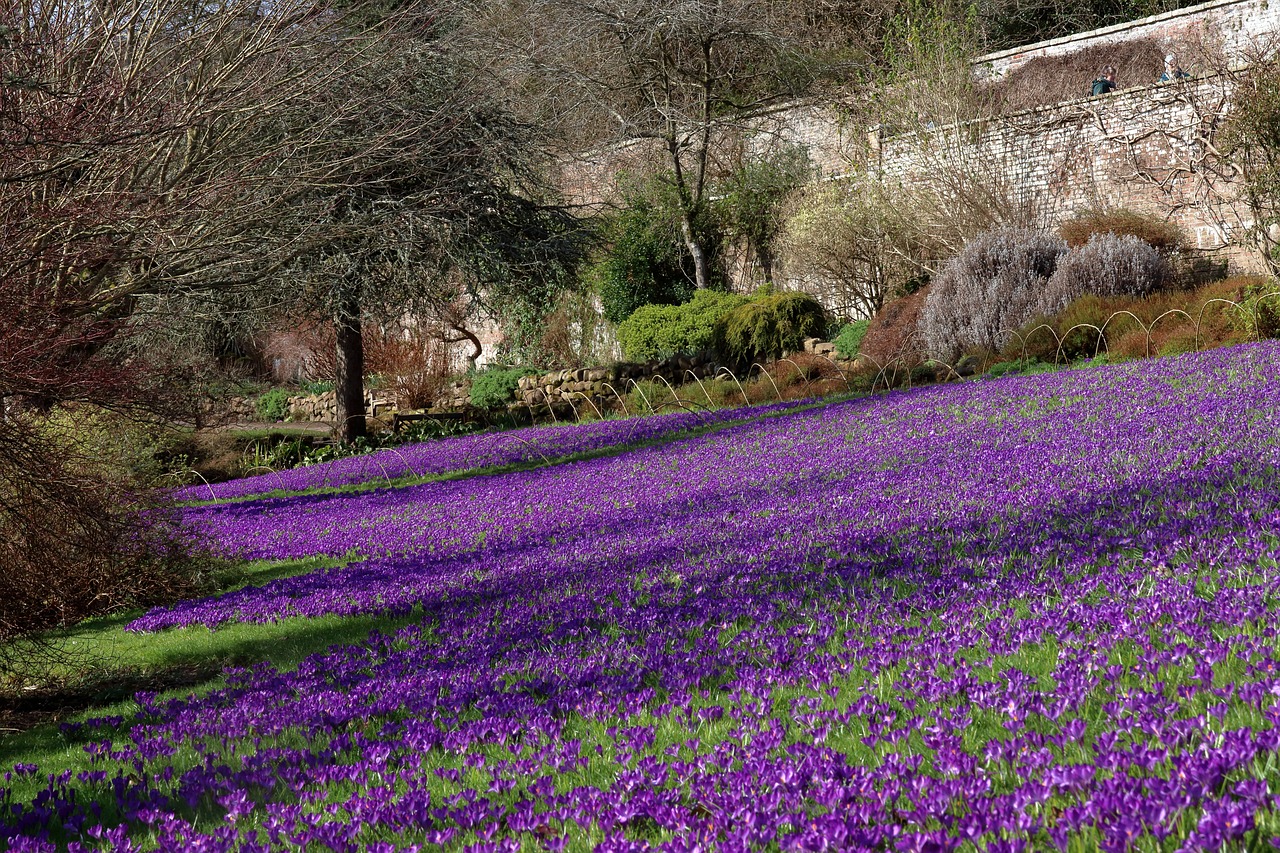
716, 291, 826, 366
469, 367, 537, 411
986, 358, 1054, 378
1229, 278, 1280, 340
833, 320, 869, 358
616, 290, 749, 362
256, 388, 292, 422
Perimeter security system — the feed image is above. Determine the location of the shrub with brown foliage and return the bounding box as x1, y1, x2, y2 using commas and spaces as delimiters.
1058, 209, 1185, 252
861, 285, 934, 373
364, 327, 458, 410
1004, 277, 1256, 362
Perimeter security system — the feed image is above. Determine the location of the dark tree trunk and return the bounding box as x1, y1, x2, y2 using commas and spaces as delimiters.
446, 323, 484, 371
756, 242, 775, 286
334, 288, 366, 443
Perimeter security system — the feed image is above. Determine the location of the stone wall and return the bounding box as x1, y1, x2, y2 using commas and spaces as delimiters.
514, 355, 721, 413
869, 73, 1249, 254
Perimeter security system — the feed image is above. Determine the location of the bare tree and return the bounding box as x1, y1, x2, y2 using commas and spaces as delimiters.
0, 0, 440, 644
1222, 54, 1280, 276
465, 0, 884, 291
0, 0, 385, 319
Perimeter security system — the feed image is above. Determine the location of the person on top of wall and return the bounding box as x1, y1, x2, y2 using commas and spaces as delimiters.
1091, 66, 1118, 96
1160, 54, 1190, 82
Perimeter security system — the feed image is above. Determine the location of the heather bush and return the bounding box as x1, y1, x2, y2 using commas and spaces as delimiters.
1038, 233, 1169, 318
767, 352, 833, 390
920, 227, 1067, 360
1049, 295, 1143, 360
1058, 208, 1185, 251
616, 290, 749, 362
715, 291, 826, 366
834, 320, 869, 358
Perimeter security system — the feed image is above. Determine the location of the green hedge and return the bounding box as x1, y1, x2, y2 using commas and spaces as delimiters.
616, 290, 749, 362
716, 291, 827, 366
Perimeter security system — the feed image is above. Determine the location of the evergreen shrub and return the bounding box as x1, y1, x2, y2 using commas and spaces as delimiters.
469, 367, 536, 411
616, 290, 749, 362
256, 388, 292, 422
715, 291, 826, 366
834, 320, 869, 358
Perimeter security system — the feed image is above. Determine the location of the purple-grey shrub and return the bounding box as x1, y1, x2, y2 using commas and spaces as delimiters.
1036, 232, 1169, 318
920, 227, 1067, 360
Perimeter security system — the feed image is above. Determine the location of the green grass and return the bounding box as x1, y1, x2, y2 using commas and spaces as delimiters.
0, 556, 426, 799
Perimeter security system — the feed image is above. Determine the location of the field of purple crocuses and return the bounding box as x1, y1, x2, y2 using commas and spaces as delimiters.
175, 401, 806, 503
7, 342, 1280, 851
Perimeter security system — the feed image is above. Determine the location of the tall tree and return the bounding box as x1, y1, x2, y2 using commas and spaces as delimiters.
284, 29, 585, 441
464, 0, 882, 291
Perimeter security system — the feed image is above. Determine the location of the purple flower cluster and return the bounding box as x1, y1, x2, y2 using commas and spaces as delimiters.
175, 402, 805, 503
8, 343, 1280, 850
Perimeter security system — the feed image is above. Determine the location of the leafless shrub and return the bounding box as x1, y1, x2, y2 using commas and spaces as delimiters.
920, 227, 1067, 360
0, 417, 210, 678
1038, 233, 1169, 317
364, 326, 459, 410
777, 180, 919, 319
983, 38, 1166, 114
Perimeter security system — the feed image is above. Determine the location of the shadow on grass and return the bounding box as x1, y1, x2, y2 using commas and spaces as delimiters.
0, 554, 416, 765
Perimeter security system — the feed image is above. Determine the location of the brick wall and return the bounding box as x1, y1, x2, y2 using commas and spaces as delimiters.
561, 0, 1276, 287
870, 74, 1245, 252
975, 0, 1278, 81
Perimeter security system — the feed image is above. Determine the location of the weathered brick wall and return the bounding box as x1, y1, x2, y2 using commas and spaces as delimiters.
975, 0, 1278, 81
870, 74, 1245, 252
561, 0, 1276, 278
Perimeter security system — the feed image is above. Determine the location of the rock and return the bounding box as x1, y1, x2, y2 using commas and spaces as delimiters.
803, 337, 821, 353
956, 355, 981, 377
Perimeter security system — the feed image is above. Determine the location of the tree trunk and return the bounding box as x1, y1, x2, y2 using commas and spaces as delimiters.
680, 214, 712, 290
757, 242, 775, 286
334, 288, 366, 443
446, 323, 484, 371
